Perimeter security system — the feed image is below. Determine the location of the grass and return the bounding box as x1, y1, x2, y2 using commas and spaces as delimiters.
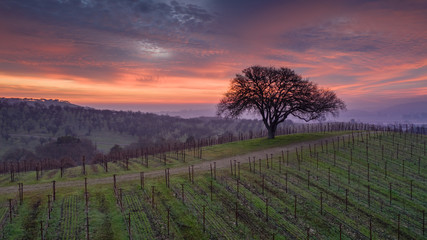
0, 131, 426, 239
0, 131, 349, 187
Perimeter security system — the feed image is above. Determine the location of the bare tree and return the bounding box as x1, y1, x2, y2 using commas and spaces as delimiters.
217, 66, 346, 139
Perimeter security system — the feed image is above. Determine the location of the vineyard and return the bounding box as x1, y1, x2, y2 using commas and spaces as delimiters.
0, 130, 426, 239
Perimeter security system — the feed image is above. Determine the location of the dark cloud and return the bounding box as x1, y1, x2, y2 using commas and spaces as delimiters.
0, 0, 220, 81
278, 23, 381, 53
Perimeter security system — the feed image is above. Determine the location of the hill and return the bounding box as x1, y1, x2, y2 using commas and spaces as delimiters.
0, 97, 276, 161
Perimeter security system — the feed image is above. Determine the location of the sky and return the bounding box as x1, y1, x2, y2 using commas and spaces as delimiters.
0, 0, 426, 114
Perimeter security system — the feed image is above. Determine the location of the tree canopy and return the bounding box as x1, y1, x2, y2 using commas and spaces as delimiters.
217, 66, 346, 138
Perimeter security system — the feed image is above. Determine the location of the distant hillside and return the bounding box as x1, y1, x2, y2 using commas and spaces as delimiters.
0, 97, 81, 108
337, 100, 427, 124
0, 97, 275, 161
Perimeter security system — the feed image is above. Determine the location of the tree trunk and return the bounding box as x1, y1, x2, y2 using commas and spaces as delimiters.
267, 125, 276, 139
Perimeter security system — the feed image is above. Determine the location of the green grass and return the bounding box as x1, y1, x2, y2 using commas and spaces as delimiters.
0, 131, 350, 187
1, 131, 426, 239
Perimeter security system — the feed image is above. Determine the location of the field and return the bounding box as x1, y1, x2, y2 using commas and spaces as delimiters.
0, 130, 426, 239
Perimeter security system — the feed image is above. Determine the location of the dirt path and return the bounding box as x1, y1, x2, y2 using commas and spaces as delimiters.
0, 135, 344, 195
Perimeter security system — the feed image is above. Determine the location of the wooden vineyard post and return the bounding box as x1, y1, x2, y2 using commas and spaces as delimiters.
104, 156, 108, 173
84, 177, 88, 209
40, 220, 44, 240
52, 180, 56, 201
253, 157, 256, 173
140, 172, 144, 189
369, 217, 372, 240
368, 185, 370, 207
230, 160, 233, 176
146, 154, 149, 168
191, 165, 194, 184
328, 168, 331, 187
18, 183, 23, 205
307, 227, 310, 240
262, 175, 265, 195
294, 195, 297, 219
350, 149, 353, 165
236, 179, 239, 198
151, 186, 155, 208
367, 163, 370, 182
266, 154, 269, 169
366, 145, 369, 163
210, 163, 213, 178
188, 166, 191, 181
287, 150, 289, 166
339, 224, 342, 240
214, 162, 216, 180
234, 160, 237, 177
113, 174, 117, 190
259, 159, 262, 175
127, 157, 130, 170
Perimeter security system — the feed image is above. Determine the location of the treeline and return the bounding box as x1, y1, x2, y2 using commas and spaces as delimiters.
0, 98, 271, 164
0, 99, 265, 141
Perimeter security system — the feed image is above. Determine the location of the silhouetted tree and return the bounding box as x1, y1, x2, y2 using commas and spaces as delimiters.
217, 66, 346, 139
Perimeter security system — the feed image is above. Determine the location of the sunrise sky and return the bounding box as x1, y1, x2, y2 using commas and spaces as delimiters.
1, 0, 426, 114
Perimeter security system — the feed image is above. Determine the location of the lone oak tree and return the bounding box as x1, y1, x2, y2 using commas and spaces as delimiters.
217, 66, 346, 139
